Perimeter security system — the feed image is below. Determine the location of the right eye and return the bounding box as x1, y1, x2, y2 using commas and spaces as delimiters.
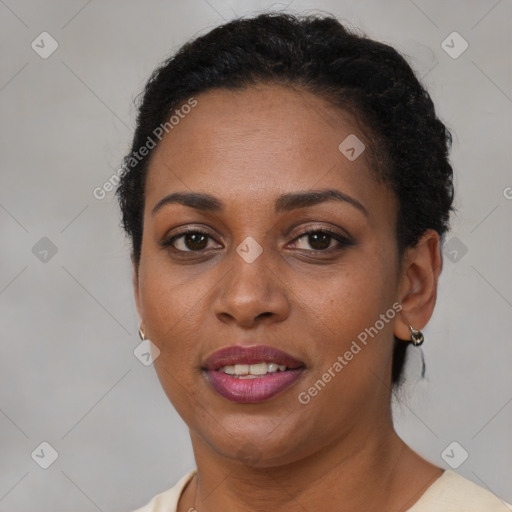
160, 229, 222, 253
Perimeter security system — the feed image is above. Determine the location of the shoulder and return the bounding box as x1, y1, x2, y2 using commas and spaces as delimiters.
132, 469, 197, 512
408, 470, 511, 511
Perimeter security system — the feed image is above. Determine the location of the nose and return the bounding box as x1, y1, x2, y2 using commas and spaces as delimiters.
212, 245, 290, 328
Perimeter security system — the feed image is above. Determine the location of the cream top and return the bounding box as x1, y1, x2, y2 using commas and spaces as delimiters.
133, 469, 510, 511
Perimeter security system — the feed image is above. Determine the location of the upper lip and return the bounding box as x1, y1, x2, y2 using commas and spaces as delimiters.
203, 345, 305, 370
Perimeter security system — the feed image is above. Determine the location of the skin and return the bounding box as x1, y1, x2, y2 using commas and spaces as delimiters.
132, 84, 444, 511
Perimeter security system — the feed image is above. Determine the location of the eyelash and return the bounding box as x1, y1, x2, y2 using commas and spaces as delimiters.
159, 226, 353, 255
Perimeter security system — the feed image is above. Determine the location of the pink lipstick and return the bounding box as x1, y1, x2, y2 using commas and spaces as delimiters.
203, 345, 305, 403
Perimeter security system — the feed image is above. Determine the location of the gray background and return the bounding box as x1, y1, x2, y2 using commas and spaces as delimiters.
1, 0, 511, 510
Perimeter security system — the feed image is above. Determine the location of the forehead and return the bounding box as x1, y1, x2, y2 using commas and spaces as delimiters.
144, 84, 390, 218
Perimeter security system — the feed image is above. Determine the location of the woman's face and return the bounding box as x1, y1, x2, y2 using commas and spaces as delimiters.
134, 84, 407, 466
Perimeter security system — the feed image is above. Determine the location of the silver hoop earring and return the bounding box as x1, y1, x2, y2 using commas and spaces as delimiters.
409, 325, 424, 347
138, 326, 146, 340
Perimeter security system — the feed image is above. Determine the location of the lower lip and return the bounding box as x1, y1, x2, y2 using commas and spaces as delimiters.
205, 369, 304, 403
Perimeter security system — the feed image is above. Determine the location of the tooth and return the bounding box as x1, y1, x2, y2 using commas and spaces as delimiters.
234, 364, 250, 375
219, 362, 290, 376
249, 363, 267, 375
239, 374, 258, 379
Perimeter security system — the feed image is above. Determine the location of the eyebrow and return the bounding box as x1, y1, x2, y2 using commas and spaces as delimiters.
151, 188, 368, 217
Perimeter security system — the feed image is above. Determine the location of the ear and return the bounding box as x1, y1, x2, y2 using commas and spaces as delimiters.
132, 255, 143, 324
393, 229, 443, 341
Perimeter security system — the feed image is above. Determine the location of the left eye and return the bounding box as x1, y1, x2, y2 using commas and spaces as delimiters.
290, 230, 350, 251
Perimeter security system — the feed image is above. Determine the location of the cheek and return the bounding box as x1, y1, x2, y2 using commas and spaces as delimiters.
137, 260, 209, 378
297, 252, 396, 338
292, 248, 398, 406
139, 255, 206, 329
143, 270, 206, 415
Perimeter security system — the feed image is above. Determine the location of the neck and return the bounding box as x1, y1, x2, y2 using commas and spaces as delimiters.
180, 418, 440, 512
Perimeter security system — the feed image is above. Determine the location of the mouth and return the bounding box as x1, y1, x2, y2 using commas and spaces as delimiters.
202, 345, 306, 403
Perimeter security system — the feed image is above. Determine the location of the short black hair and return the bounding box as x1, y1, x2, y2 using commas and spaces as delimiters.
116, 12, 454, 386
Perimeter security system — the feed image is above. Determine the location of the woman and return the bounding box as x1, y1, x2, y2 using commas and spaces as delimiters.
116, 12, 507, 512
